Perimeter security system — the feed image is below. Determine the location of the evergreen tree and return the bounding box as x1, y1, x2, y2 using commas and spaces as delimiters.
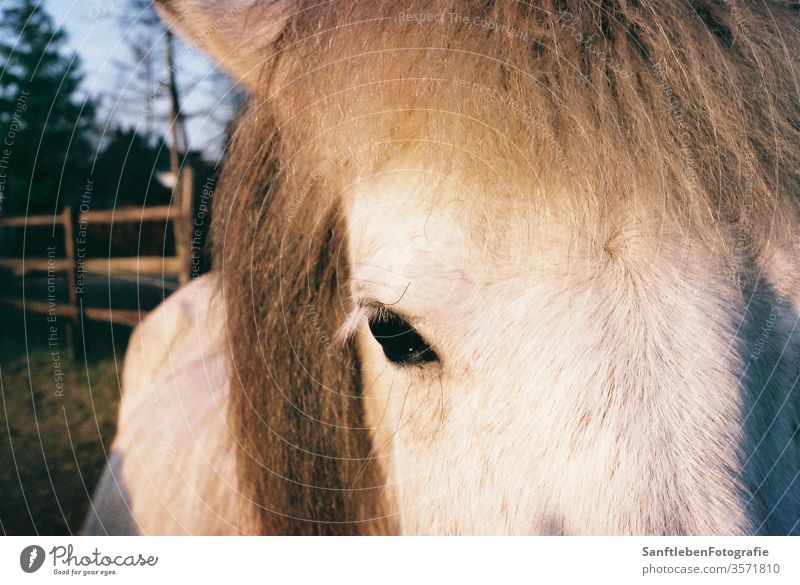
0, 0, 96, 216
92, 127, 172, 209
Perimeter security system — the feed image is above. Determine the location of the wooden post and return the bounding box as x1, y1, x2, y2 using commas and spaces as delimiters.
175, 165, 194, 284
165, 30, 183, 183
164, 29, 193, 285
62, 205, 83, 359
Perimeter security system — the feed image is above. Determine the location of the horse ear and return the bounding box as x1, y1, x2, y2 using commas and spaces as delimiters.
154, 0, 292, 91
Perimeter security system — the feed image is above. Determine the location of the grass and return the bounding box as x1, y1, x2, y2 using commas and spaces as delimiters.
0, 309, 128, 535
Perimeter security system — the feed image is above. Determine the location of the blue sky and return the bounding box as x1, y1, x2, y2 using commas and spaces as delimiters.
37, 0, 235, 159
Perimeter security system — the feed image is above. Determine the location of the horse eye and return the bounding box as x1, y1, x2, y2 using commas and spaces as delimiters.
367, 310, 438, 366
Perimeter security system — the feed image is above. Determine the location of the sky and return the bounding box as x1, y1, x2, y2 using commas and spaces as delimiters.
35, 0, 236, 159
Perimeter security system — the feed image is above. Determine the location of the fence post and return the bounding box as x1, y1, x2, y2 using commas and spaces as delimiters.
176, 165, 194, 284
62, 204, 83, 359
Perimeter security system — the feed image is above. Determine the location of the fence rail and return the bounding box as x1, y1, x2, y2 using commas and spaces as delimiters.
0, 167, 194, 357
0, 256, 183, 275
0, 204, 181, 228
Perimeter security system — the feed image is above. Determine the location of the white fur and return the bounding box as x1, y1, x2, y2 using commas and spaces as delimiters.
84, 275, 241, 535
344, 172, 800, 535
87, 0, 800, 536
87, 176, 800, 535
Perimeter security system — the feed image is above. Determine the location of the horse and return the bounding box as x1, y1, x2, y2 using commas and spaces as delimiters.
85, 0, 800, 535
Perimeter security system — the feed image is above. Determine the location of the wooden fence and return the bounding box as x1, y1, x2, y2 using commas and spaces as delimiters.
0, 167, 194, 357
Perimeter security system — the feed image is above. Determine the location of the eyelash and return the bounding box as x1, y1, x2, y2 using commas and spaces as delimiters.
365, 307, 439, 367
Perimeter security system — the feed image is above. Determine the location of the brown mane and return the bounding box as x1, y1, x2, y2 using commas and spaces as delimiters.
211, 117, 390, 534
208, 1, 800, 534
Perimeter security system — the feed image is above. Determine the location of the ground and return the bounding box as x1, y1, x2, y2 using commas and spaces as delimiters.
0, 256, 182, 534
0, 309, 126, 535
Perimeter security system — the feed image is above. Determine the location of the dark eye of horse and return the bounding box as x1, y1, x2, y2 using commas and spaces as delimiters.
367, 310, 438, 366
